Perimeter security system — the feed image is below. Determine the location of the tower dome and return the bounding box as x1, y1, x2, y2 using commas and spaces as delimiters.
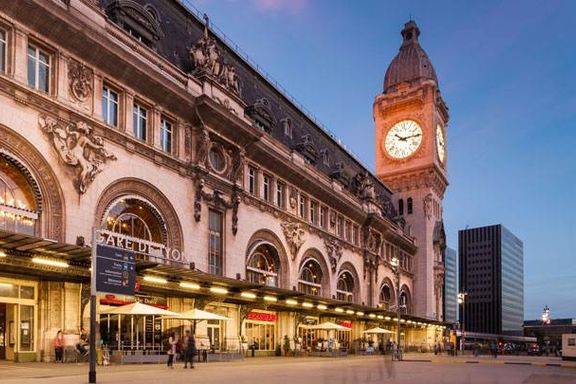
383, 21, 438, 93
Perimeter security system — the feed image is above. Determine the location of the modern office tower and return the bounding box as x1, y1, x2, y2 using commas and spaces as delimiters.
444, 247, 457, 323
459, 225, 524, 335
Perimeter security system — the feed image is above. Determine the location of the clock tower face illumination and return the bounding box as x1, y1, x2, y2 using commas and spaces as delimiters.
436, 124, 446, 163
384, 120, 423, 159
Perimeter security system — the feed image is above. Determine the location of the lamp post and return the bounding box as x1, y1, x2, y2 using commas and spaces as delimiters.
391, 256, 402, 360
457, 292, 467, 354
541, 305, 550, 325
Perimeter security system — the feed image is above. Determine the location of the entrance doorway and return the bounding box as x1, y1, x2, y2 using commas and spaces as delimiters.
0, 303, 5, 359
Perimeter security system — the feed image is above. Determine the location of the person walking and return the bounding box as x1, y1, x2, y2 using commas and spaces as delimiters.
167, 332, 178, 368
54, 330, 64, 363
183, 330, 197, 369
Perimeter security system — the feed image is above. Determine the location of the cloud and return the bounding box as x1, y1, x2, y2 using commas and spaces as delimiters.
253, 0, 308, 14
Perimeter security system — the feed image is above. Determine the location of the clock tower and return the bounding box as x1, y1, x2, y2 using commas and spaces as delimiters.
374, 21, 449, 321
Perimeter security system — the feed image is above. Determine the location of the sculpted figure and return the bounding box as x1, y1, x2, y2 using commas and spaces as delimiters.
196, 128, 211, 166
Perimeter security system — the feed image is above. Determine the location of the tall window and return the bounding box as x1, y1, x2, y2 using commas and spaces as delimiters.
299, 195, 306, 218
27, 44, 50, 93
407, 197, 413, 215
102, 85, 119, 127
352, 225, 359, 245
160, 117, 173, 154
320, 206, 327, 229
337, 216, 344, 237
0, 159, 38, 236
379, 284, 392, 310
263, 174, 270, 201
0, 30, 6, 73
398, 199, 404, 216
309, 201, 317, 225
336, 272, 354, 302
344, 221, 351, 241
133, 103, 147, 141
208, 209, 223, 276
246, 244, 278, 287
298, 259, 322, 296
248, 167, 257, 195
276, 181, 285, 208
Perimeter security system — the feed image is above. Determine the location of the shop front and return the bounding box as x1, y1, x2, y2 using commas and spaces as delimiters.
244, 310, 277, 356
0, 277, 37, 362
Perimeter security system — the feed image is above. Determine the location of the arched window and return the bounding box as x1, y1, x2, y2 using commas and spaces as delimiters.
298, 259, 323, 296
379, 284, 393, 310
246, 243, 279, 287
399, 289, 411, 314
398, 199, 404, 216
103, 197, 165, 246
336, 271, 354, 302
407, 197, 413, 215
0, 159, 39, 235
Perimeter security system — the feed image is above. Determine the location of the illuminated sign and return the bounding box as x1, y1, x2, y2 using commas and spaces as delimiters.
246, 312, 277, 322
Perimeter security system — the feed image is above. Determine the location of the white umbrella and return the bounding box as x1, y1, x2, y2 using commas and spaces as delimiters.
100, 302, 181, 349
161, 308, 229, 335
305, 321, 350, 331
363, 327, 395, 334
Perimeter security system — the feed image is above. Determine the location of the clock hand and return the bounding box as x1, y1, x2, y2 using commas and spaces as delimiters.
404, 133, 422, 140
395, 134, 407, 141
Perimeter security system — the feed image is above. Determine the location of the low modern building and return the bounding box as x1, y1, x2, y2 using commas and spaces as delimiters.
0, 1, 449, 362
459, 224, 524, 336
524, 318, 576, 347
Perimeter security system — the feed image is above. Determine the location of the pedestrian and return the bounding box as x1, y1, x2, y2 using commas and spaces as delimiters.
76, 327, 88, 356
183, 330, 197, 369
54, 330, 64, 363
473, 342, 479, 357
167, 332, 177, 368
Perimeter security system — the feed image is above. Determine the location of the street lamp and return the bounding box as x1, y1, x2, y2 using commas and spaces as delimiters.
457, 292, 467, 353
391, 256, 403, 360
541, 305, 550, 325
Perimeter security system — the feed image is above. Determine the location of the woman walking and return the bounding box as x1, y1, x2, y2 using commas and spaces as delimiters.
54, 330, 64, 363
167, 332, 177, 368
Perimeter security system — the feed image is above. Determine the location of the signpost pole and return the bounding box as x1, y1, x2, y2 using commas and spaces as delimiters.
89, 227, 97, 384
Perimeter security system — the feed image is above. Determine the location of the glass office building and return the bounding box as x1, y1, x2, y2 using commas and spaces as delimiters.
444, 247, 458, 324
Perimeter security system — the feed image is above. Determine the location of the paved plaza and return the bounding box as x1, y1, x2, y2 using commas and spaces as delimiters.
0, 354, 574, 384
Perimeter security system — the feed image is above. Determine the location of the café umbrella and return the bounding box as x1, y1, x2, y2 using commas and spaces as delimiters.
305, 322, 350, 331
363, 327, 395, 334
161, 308, 230, 335
100, 302, 181, 349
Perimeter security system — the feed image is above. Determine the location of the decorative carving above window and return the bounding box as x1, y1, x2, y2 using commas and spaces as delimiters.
39, 115, 117, 194
280, 221, 306, 261
105, 1, 164, 49
324, 237, 343, 273
189, 15, 240, 95
353, 171, 376, 201
330, 162, 350, 187
245, 98, 275, 133
293, 134, 318, 164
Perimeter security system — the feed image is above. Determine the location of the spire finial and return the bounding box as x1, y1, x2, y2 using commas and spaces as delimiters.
203, 13, 210, 39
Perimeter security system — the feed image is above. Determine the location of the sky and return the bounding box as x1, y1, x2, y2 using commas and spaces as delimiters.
186, 0, 576, 320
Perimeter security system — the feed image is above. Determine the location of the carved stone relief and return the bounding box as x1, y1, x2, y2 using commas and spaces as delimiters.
229, 148, 245, 184
196, 127, 211, 167
280, 221, 306, 261
423, 193, 433, 220
324, 237, 343, 273
190, 15, 240, 95
39, 115, 117, 194
194, 178, 240, 235
68, 60, 93, 102
353, 171, 376, 201
288, 187, 298, 210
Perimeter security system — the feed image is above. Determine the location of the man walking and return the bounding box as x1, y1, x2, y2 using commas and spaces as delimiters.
183, 330, 197, 369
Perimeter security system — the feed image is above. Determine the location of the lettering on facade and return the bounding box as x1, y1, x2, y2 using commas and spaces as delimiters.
97, 229, 187, 264
39, 116, 117, 194
246, 312, 277, 322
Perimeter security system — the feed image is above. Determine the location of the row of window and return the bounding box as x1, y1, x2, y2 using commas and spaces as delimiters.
0, 28, 176, 155
247, 166, 361, 245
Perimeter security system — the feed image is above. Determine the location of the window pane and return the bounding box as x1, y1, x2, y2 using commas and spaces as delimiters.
19, 305, 34, 351
20, 286, 34, 300
0, 282, 18, 298
38, 63, 49, 93
0, 30, 6, 72
27, 50, 36, 88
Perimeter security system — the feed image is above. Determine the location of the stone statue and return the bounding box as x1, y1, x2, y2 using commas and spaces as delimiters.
423, 193, 433, 220
39, 116, 116, 194
354, 171, 376, 201
196, 128, 211, 166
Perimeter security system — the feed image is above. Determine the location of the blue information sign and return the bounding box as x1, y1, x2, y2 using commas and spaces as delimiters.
95, 244, 136, 296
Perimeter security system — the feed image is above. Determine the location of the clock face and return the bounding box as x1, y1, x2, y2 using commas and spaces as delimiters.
436, 124, 446, 163
384, 120, 423, 159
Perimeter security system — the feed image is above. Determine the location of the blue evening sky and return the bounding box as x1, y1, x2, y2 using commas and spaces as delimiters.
188, 0, 576, 320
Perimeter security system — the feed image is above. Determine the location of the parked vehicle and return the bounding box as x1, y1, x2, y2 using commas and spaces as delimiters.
527, 343, 542, 356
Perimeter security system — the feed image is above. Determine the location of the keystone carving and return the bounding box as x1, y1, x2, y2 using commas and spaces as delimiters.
281, 221, 306, 261
39, 115, 116, 194
324, 237, 343, 273
190, 15, 240, 95
68, 60, 93, 102
194, 178, 240, 235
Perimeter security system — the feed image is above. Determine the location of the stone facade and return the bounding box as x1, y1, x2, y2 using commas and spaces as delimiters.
0, 1, 445, 362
